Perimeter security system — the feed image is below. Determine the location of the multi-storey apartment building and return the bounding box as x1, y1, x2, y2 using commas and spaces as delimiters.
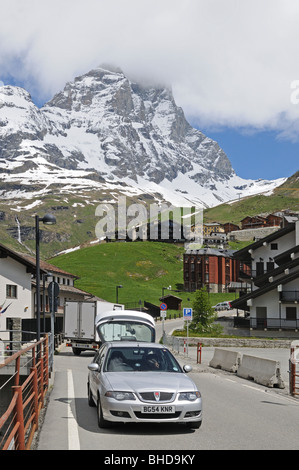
232, 221, 299, 331
183, 247, 243, 293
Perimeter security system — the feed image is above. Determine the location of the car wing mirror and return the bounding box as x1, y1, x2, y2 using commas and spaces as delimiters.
88, 363, 100, 372
183, 364, 192, 373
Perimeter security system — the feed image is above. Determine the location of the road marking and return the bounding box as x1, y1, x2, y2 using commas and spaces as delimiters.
67, 369, 80, 450
242, 383, 266, 392
240, 382, 299, 404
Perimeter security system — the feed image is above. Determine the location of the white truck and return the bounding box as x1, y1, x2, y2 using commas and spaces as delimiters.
64, 300, 124, 355
64, 301, 156, 355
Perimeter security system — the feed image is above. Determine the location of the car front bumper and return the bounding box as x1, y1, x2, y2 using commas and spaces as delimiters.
101, 396, 202, 424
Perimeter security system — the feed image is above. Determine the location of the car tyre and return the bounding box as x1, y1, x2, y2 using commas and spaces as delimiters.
97, 397, 111, 428
88, 383, 96, 407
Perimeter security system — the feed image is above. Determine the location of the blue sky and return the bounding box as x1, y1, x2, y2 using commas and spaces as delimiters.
197, 127, 299, 180
0, 0, 299, 183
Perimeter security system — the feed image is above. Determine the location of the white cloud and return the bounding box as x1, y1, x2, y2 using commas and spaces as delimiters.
1, 0, 299, 139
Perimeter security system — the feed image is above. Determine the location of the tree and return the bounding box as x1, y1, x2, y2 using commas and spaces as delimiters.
189, 287, 222, 335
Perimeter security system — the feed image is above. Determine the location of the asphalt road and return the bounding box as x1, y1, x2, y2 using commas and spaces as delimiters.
35, 319, 299, 451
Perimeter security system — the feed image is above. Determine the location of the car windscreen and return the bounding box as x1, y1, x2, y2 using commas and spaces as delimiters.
104, 346, 182, 373
97, 320, 155, 343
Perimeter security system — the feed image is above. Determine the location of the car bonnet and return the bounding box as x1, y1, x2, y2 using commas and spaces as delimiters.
104, 371, 197, 394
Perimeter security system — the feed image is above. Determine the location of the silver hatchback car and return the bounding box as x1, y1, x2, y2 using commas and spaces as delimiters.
87, 342, 202, 429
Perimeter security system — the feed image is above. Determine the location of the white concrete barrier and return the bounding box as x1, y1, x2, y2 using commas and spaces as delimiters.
237, 354, 285, 388
209, 348, 241, 372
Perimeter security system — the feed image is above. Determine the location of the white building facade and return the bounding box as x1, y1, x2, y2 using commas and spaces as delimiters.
0, 244, 38, 340
232, 221, 299, 331
0, 243, 100, 341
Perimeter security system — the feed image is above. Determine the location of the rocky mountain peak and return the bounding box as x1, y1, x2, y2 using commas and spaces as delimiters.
0, 67, 285, 208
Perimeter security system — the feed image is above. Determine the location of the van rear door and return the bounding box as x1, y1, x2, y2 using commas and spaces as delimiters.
95, 310, 155, 343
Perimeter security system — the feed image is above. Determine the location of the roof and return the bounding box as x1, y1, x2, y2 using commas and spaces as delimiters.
21, 254, 79, 279
31, 279, 99, 299
203, 222, 222, 226
241, 215, 267, 222
159, 294, 182, 301
0, 243, 45, 275
231, 267, 299, 309
254, 257, 299, 287
274, 245, 299, 266
185, 247, 236, 258
0, 242, 79, 279
104, 342, 167, 349
232, 223, 295, 261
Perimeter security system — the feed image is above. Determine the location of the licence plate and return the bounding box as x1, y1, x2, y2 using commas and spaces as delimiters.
142, 405, 175, 413
74, 343, 92, 349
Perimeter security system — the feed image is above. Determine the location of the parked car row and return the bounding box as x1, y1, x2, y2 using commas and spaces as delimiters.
86, 310, 202, 430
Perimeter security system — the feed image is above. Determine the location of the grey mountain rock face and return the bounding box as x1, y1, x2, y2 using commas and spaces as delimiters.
0, 66, 284, 207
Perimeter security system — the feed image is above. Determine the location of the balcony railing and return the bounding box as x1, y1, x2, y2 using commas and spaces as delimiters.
234, 317, 299, 330
279, 291, 299, 302
238, 269, 276, 280
238, 268, 252, 279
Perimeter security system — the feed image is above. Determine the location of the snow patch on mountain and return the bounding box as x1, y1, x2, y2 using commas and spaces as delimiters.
0, 66, 286, 208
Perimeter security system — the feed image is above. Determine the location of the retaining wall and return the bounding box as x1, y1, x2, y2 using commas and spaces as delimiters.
186, 336, 292, 348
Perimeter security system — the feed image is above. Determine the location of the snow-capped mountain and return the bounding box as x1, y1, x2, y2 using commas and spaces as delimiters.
0, 66, 285, 208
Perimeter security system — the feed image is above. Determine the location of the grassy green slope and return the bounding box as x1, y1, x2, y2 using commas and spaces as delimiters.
49, 241, 234, 308
204, 186, 299, 225
49, 242, 186, 306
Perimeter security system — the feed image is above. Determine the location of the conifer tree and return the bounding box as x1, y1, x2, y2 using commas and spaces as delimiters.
190, 287, 222, 334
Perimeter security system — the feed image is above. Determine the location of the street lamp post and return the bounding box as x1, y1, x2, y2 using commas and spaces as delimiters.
162, 285, 171, 298
116, 285, 123, 304
35, 213, 56, 342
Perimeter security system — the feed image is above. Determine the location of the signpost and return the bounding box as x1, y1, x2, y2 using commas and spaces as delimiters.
183, 308, 192, 356
160, 303, 167, 341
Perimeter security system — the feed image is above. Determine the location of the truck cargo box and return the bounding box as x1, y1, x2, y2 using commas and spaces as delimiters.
64, 300, 124, 354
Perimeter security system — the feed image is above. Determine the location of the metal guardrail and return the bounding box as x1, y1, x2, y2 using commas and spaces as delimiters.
0, 335, 50, 450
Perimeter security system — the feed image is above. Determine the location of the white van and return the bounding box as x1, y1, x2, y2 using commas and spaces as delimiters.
95, 310, 156, 344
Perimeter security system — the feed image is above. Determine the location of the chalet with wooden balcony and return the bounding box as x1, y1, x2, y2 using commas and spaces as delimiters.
240, 213, 283, 230
222, 222, 240, 233
231, 221, 299, 331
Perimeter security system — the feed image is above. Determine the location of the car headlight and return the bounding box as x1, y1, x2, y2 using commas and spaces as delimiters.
105, 391, 136, 401
178, 391, 201, 401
